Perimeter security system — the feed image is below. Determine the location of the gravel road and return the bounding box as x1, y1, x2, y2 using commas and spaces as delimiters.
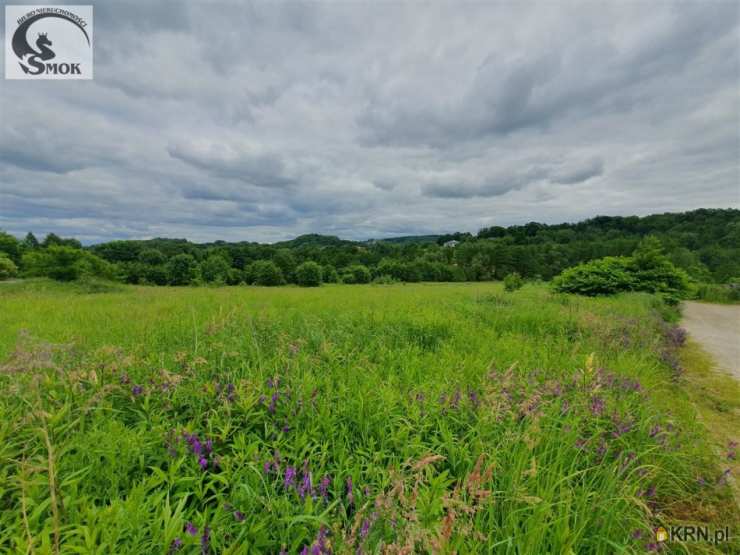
682, 301, 740, 380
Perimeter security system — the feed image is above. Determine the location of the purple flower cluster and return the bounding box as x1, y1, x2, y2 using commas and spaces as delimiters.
611, 415, 634, 439
168, 538, 183, 554
200, 526, 210, 555
637, 484, 656, 499
268, 392, 279, 414
273, 459, 331, 502
215, 382, 236, 403
589, 396, 605, 416
284, 466, 297, 489
346, 476, 354, 507
183, 432, 218, 471
300, 526, 330, 555
436, 387, 481, 412
319, 475, 331, 500
665, 326, 687, 347
727, 440, 737, 461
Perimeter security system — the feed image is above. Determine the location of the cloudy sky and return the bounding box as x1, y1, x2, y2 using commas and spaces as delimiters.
1, 1, 738, 244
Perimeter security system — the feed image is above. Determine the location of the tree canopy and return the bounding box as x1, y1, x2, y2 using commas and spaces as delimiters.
1, 209, 736, 288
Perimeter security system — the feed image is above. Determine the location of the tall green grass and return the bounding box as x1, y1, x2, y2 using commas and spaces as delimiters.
693, 283, 740, 304
0, 281, 735, 553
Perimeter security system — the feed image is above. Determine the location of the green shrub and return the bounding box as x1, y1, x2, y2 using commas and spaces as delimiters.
322, 265, 339, 283
372, 274, 398, 285
166, 254, 199, 285
0, 254, 18, 280
553, 238, 692, 303
341, 264, 371, 284
503, 272, 523, 292
251, 260, 285, 286
0, 231, 21, 263
553, 256, 635, 296
295, 261, 323, 287
200, 254, 231, 284
137, 248, 166, 266
22, 246, 114, 282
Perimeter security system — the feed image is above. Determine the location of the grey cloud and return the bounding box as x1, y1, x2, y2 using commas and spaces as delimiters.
422, 168, 546, 199
0, 2, 737, 243
168, 140, 294, 188
550, 157, 604, 185
421, 156, 604, 199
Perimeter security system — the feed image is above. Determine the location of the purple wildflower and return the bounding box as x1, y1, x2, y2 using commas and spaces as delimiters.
468, 389, 480, 408
200, 526, 210, 555
268, 392, 279, 414
622, 378, 642, 393
319, 475, 331, 500
263, 461, 273, 474
360, 518, 371, 539
234, 510, 245, 522
184, 434, 203, 456
612, 416, 633, 438
649, 425, 661, 438
185, 522, 198, 536
284, 466, 297, 489
168, 538, 183, 554
590, 396, 605, 416
631, 529, 643, 540
298, 471, 313, 499
198, 457, 208, 470
595, 439, 607, 459
225, 383, 235, 402
204, 439, 213, 454
451, 389, 461, 409
132, 385, 143, 396
346, 476, 354, 506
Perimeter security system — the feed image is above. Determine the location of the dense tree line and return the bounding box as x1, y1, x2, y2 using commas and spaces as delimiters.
0, 209, 737, 286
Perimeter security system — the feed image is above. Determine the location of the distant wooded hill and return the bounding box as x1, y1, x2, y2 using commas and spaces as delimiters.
1, 208, 738, 285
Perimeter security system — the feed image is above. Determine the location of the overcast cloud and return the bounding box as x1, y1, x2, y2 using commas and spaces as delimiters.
1, 1, 738, 243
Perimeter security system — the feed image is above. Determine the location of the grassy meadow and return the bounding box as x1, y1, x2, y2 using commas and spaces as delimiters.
0, 280, 737, 553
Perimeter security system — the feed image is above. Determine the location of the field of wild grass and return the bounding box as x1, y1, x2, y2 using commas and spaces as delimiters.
0, 281, 736, 554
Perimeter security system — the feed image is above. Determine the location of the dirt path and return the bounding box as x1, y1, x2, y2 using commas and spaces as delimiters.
682, 301, 740, 380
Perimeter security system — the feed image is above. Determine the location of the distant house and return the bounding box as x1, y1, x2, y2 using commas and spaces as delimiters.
443, 240, 460, 248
